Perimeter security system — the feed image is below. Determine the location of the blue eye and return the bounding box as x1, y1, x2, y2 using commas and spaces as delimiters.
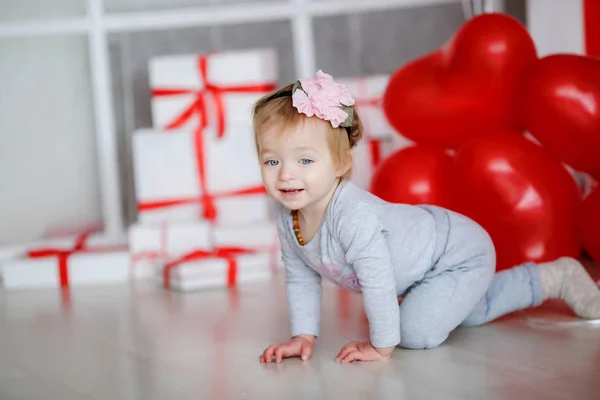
265, 160, 279, 166
300, 158, 313, 165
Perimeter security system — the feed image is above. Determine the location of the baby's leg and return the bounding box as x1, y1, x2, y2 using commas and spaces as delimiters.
396, 208, 496, 350
460, 262, 543, 326
398, 254, 495, 349
463, 257, 600, 326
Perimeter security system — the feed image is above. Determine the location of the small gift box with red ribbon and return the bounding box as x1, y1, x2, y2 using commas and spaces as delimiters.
149, 48, 278, 136
132, 125, 273, 225
336, 75, 413, 190
157, 222, 283, 291
1, 238, 78, 277
213, 223, 283, 270
128, 221, 213, 279
1, 232, 129, 290
162, 248, 277, 292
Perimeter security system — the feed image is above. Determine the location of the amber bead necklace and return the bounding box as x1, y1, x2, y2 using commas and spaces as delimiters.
291, 210, 305, 246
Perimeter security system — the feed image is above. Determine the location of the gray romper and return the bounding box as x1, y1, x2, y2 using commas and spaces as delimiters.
277, 179, 543, 349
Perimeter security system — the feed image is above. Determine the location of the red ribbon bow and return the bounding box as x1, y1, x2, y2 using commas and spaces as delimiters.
152, 54, 277, 138
163, 246, 255, 289
26, 231, 127, 288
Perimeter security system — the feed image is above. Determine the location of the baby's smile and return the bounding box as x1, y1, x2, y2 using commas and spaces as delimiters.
279, 188, 304, 196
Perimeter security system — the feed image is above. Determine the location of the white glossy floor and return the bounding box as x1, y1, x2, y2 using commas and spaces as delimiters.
1, 266, 600, 400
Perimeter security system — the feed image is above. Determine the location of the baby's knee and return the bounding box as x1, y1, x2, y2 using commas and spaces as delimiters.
463, 222, 497, 279
451, 211, 496, 261
460, 311, 488, 327
472, 222, 496, 265
399, 326, 449, 350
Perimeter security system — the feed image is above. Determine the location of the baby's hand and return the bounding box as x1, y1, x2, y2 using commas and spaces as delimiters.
259, 334, 315, 363
335, 341, 394, 363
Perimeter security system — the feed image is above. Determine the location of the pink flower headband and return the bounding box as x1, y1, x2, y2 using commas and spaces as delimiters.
265, 70, 356, 132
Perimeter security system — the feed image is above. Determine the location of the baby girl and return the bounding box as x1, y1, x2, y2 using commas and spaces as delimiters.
252, 70, 600, 364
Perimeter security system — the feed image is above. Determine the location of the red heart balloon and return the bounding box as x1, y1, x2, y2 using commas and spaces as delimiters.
578, 187, 600, 263
369, 146, 459, 210
383, 13, 537, 149
455, 131, 581, 271
522, 54, 600, 174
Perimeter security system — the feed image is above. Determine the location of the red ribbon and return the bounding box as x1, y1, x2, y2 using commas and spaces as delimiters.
162, 246, 255, 289
354, 78, 384, 167
585, 0, 600, 57
26, 232, 127, 288
137, 180, 267, 222
368, 140, 381, 167
151, 55, 277, 138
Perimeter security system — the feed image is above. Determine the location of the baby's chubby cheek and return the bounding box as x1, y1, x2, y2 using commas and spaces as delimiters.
259, 172, 277, 192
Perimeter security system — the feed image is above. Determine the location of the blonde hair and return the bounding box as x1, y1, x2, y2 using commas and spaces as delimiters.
252, 83, 364, 179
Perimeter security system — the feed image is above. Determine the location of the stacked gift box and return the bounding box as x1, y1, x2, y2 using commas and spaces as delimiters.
129, 48, 284, 291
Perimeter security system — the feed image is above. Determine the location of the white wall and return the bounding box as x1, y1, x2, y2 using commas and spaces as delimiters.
0, 35, 103, 245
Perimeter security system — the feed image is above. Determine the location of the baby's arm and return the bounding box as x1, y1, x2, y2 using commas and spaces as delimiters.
261, 214, 322, 363
335, 203, 401, 350
284, 242, 322, 339
277, 214, 323, 340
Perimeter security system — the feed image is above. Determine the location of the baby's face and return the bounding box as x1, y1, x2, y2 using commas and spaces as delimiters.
258, 119, 342, 213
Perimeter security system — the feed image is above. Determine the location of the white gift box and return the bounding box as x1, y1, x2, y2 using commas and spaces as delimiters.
0, 233, 126, 278
213, 223, 280, 250
2, 241, 129, 291
158, 222, 284, 291
132, 126, 273, 225
128, 221, 213, 279
164, 252, 276, 292
149, 48, 278, 133
337, 75, 413, 190
1, 232, 128, 290
213, 223, 283, 269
